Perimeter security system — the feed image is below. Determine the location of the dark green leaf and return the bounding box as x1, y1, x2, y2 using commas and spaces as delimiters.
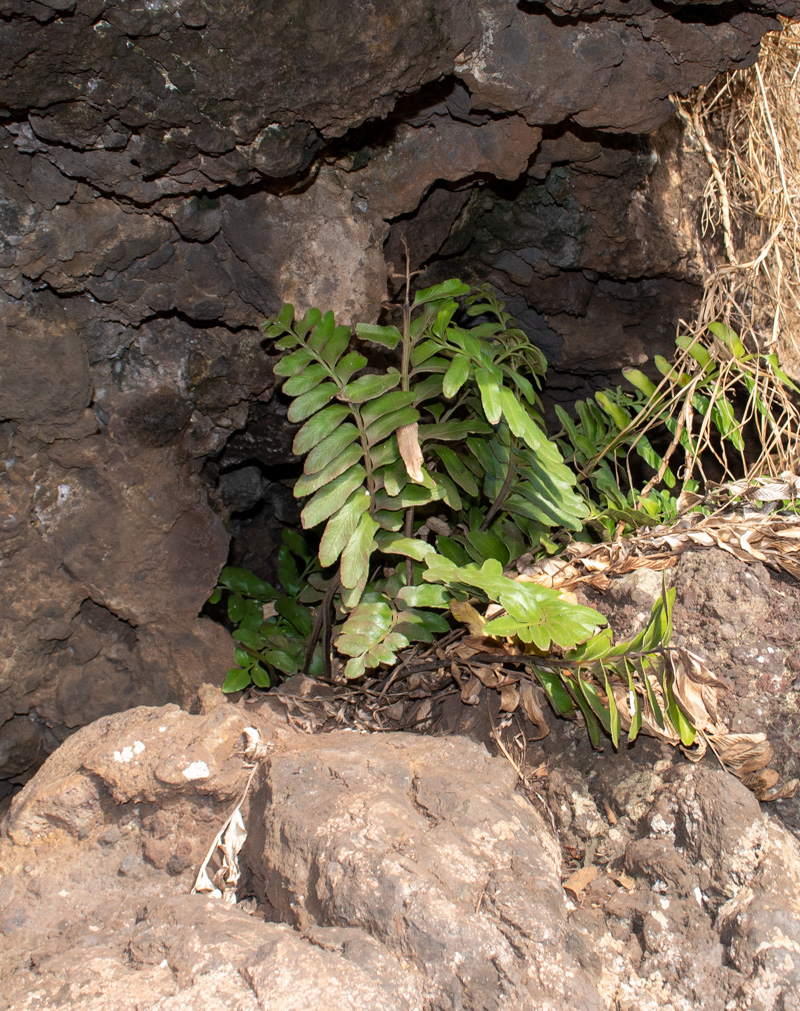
278, 544, 301, 596
240, 598, 264, 632
321, 325, 352, 367
340, 512, 380, 589
436, 535, 471, 566
343, 372, 401, 404
534, 668, 575, 715
419, 419, 493, 442
356, 323, 402, 349
222, 667, 251, 693
262, 649, 300, 675
286, 382, 339, 423
576, 675, 612, 735
301, 464, 368, 529
218, 567, 278, 598
293, 404, 352, 456
430, 446, 479, 497
412, 278, 470, 306
366, 406, 420, 446
304, 423, 360, 475
360, 390, 416, 427
602, 664, 620, 748
442, 355, 471, 398
282, 362, 330, 397
318, 489, 371, 566
226, 590, 245, 622
294, 443, 363, 498
275, 597, 314, 636
282, 528, 313, 561
234, 647, 252, 667
466, 530, 510, 566
250, 664, 271, 688
233, 628, 266, 651
432, 472, 461, 510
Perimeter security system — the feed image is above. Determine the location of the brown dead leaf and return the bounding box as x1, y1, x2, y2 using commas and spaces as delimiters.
426, 516, 452, 536
397, 422, 425, 482
612, 871, 636, 892
670, 651, 719, 731
411, 698, 433, 725
756, 778, 799, 801
709, 731, 774, 775
450, 600, 486, 636
460, 675, 482, 706
499, 682, 520, 713
469, 664, 501, 689
741, 768, 780, 792
520, 681, 550, 740
563, 865, 599, 897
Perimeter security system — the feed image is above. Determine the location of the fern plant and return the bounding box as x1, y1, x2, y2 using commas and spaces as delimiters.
207, 306, 800, 781
209, 275, 719, 759
257, 277, 597, 678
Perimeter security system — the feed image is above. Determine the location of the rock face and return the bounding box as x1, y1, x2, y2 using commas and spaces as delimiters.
1, 0, 798, 794
2, 691, 800, 1010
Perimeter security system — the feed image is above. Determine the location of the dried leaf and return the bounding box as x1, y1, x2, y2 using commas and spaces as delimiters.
412, 698, 433, 724
520, 681, 550, 740
499, 682, 520, 713
427, 516, 452, 536
603, 800, 618, 825
709, 731, 774, 775
563, 865, 599, 897
470, 664, 502, 689
756, 778, 798, 801
461, 675, 482, 706
741, 768, 780, 791
397, 422, 425, 482
613, 871, 635, 891
670, 652, 717, 731
450, 599, 486, 636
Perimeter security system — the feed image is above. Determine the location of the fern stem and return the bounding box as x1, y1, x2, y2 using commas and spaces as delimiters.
480, 447, 515, 530
401, 239, 414, 583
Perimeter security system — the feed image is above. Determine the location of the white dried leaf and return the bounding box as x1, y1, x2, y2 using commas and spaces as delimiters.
397, 422, 425, 483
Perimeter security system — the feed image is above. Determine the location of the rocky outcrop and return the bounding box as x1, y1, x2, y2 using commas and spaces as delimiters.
2, 689, 799, 1010
2, 0, 798, 793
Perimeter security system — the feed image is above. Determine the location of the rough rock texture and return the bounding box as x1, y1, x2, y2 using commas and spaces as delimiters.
2, 686, 800, 1010
2, 0, 798, 794
580, 547, 800, 837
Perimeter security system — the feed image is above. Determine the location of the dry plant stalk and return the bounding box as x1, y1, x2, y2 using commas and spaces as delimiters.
675, 20, 800, 369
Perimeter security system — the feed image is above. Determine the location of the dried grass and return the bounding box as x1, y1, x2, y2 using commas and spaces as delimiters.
675, 19, 800, 369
